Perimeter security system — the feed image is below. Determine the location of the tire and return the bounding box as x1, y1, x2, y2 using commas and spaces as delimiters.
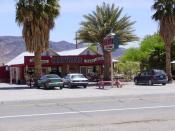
35, 83, 40, 89
36, 85, 40, 89
162, 83, 166, 86
134, 79, 138, 85
83, 85, 87, 88
60, 86, 63, 90
148, 80, 153, 86
68, 83, 72, 88
44, 83, 49, 89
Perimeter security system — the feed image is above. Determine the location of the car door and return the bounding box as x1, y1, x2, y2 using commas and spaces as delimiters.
38, 76, 46, 87
37, 76, 43, 87
143, 71, 150, 83
139, 72, 147, 84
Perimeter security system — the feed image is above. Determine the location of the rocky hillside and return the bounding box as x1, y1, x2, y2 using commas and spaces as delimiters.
0, 36, 76, 65
0, 36, 125, 65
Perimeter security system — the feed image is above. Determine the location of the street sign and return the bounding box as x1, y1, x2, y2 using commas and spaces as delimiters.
102, 33, 120, 52
102, 34, 114, 52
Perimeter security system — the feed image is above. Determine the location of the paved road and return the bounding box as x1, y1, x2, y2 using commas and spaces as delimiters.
0, 94, 175, 131
0, 82, 175, 102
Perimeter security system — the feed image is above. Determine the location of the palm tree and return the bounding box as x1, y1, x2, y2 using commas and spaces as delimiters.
152, 0, 175, 81
77, 2, 138, 80
16, 0, 60, 80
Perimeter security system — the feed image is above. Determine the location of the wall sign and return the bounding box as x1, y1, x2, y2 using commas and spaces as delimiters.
52, 56, 104, 64
52, 57, 83, 64
25, 55, 104, 65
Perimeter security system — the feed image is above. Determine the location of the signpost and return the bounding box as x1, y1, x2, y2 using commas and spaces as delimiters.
102, 33, 116, 88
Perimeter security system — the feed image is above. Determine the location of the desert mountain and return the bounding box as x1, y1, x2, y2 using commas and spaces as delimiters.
0, 36, 125, 65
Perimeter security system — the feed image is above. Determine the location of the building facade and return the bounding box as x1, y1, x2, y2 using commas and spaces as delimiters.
5, 47, 104, 84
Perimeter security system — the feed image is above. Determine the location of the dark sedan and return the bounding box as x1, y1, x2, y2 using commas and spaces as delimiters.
134, 69, 168, 86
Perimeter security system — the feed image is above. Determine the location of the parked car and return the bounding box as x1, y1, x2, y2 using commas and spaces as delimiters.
63, 73, 89, 88
134, 69, 168, 86
37, 74, 63, 89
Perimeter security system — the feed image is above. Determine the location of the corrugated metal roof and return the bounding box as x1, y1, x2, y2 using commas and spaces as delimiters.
5, 47, 99, 66
6, 52, 34, 66
56, 47, 88, 56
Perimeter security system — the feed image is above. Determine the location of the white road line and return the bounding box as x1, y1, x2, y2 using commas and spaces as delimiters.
1, 105, 175, 119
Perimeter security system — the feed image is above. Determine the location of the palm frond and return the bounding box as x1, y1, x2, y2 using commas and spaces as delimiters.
16, 0, 60, 52
77, 2, 138, 46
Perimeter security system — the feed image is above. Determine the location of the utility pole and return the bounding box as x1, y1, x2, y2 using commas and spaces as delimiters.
111, 52, 113, 88
76, 32, 78, 49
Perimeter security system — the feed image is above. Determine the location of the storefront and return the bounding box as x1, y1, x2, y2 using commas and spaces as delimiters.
5, 47, 104, 84
24, 55, 104, 80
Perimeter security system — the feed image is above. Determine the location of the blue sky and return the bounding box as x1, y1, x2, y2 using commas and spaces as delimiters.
0, 0, 158, 48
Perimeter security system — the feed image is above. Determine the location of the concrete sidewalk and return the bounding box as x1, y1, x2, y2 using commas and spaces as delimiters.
0, 82, 174, 102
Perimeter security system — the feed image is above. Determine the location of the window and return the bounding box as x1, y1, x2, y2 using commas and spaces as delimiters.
80, 67, 87, 74
46, 74, 60, 79
140, 71, 147, 76
71, 74, 85, 79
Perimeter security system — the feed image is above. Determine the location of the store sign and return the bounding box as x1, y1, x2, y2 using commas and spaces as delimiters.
84, 57, 104, 63
52, 57, 83, 64
29, 58, 49, 64
25, 56, 104, 65
52, 56, 104, 64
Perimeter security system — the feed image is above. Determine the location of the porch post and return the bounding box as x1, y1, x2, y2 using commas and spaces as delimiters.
10, 67, 12, 84
16, 67, 20, 84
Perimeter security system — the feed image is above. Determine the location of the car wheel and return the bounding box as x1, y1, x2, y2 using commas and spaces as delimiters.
134, 79, 138, 85
36, 85, 40, 89
148, 80, 153, 86
83, 85, 87, 88
44, 83, 49, 89
35, 82, 40, 89
60, 86, 63, 90
162, 83, 166, 85
68, 83, 72, 88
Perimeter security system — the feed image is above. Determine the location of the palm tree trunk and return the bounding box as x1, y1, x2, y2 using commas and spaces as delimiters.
165, 43, 172, 82
103, 50, 112, 80
34, 49, 42, 80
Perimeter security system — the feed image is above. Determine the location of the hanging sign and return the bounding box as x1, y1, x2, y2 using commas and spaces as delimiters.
102, 34, 115, 52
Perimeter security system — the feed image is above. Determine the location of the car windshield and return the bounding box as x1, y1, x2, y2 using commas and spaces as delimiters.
46, 75, 61, 79
153, 70, 166, 75
71, 74, 85, 79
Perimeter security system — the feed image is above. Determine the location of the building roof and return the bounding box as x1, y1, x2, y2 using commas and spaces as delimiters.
56, 47, 88, 56
6, 52, 34, 66
5, 47, 101, 66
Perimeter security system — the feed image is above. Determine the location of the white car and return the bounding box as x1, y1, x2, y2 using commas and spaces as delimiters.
63, 73, 89, 88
